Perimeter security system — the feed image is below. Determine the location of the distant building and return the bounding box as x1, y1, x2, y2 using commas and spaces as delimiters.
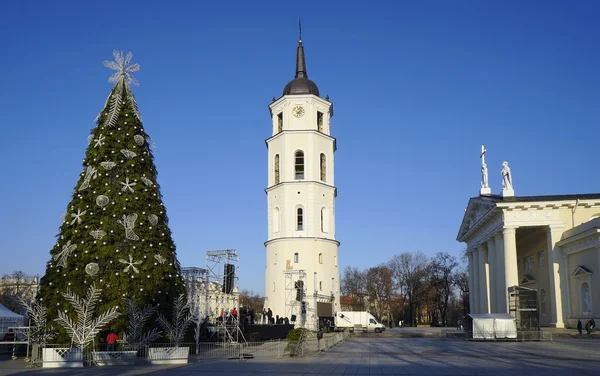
0, 273, 39, 305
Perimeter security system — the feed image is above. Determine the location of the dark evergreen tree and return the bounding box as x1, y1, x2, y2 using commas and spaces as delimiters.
39, 51, 185, 338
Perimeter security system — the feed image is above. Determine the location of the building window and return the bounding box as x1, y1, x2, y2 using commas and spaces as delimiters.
274, 154, 280, 184
277, 112, 283, 133
321, 207, 328, 233
320, 153, 326, 182
275, 253, 277, 265
273, 207, 280, 233
319, 253, 323, 264
334, 255, 337, 267
319, 281, 323, 291
296, 207, 303, 231
294, 151, 304, 179
294, 253, 299, 263
317, 111, 324, 132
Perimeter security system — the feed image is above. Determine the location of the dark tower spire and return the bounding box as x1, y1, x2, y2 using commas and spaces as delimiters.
282, 21, 320, 96
295, 19, 307, 79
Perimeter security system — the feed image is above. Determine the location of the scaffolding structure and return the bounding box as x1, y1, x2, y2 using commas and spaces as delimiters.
508, 285, 539, 331
284, 270, 307, 328
206, 249, 245, 343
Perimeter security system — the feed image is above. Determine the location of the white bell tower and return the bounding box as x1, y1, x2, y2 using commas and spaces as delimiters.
264, 33, 340, 329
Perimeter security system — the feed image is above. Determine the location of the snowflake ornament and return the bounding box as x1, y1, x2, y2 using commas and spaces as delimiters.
120, 177, 137, 193
70, 209, 87, 225
119, 254, 142, 274
93, 134, 105, 148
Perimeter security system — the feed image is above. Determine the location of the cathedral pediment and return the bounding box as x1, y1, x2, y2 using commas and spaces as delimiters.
457, 197, 500, 241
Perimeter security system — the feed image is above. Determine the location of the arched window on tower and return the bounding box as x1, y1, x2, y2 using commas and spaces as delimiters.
320, 153, 326, 182
319, 281, 323, 291
294, 253, 299, 263
274, 154, 280, 184
277, 112, 283, 133
295, 151, 304, 180
296, 207, 304, 231
318, 253, 323, 264
273, 207, 280, 233
321, 207, 328, 233
317, 111, 324, 132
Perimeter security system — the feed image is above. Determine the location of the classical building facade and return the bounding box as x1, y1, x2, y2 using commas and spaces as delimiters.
458, 156, 599, 328
264, 37, 340, 328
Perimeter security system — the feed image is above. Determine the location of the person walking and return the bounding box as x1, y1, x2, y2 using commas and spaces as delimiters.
317, 327, 324, 353
577, 319, 583, 334
106, 330, 118, 351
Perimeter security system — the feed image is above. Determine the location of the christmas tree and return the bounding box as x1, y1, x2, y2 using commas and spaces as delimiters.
39, 51, 185, 338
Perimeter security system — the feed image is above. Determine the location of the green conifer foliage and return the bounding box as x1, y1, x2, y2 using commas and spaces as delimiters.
39, 51, 185, 337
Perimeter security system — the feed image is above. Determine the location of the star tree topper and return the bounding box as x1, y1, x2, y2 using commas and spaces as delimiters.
103, 50, 140, 86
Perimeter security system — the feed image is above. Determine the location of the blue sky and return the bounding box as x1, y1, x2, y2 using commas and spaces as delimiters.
1, 1, 599, 295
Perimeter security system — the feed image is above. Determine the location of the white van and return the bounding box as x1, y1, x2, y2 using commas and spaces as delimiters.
335, 311, 385, 333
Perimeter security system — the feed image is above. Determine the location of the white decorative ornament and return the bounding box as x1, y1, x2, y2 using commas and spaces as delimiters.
140, 176, 153, 187
54, 240, 77, 267
96, 195, 110, 207
154, 254, 166, 264
94, 134, 106, 148
88, 135, 94, 145
118, 213, 139, 241
60, 213, 66, 222
121, 149, 137, 159
120, 177, 137, 193
85, 263, 100, 276
90, 229, 106, 240
78, 166, 98, 191
119, 254, 143, 274
148, 214, 158, 226
134, 135, 145, 146
70, 209, 87, 225
102, 50, 142, 127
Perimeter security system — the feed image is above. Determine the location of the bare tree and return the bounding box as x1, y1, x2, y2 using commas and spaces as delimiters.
454, 268, 469, 315
389, 252, 428, 327
341, 266, 367, 311
364, 265, 394, 325
428, 252, 458, 326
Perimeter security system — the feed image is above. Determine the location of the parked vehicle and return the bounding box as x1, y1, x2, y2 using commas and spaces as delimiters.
334, 311, 385, 333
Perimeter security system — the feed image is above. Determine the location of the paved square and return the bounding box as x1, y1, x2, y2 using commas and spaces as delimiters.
2, 336, 599, 375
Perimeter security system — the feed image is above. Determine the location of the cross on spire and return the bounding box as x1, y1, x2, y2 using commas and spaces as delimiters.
299, 19, 302, 42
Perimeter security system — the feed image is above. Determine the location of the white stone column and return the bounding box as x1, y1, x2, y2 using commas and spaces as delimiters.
563, 254, 572, 323
493, 233, 506, 312
477, 245, 490, 313
486, 238, 496, 313
547, 226, 566, 328
472, 249, 480, 314
503, 227, 519, 315
467, 251, 475, 314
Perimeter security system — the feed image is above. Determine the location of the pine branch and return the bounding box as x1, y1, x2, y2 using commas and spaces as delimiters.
127, 91, 142, 121
54, 284, 120, 348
